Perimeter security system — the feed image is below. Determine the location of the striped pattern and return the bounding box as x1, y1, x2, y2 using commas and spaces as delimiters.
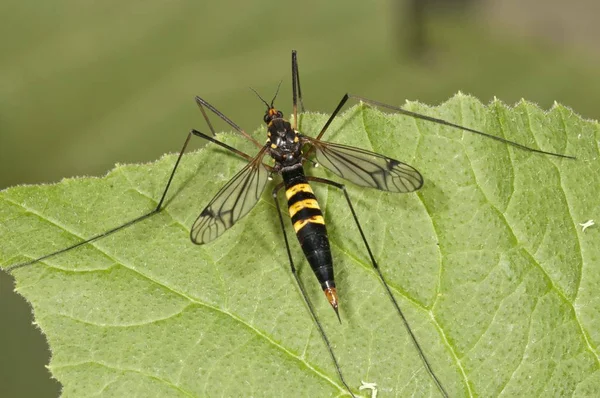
285, 183, 325, 233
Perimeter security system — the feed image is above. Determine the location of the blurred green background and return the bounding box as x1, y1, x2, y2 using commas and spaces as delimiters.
2, 0, 600, 396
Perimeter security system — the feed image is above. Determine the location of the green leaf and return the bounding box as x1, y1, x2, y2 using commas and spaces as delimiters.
1, 95, 599, 397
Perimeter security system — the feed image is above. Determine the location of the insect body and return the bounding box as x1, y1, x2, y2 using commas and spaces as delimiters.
268, 113, 338, 314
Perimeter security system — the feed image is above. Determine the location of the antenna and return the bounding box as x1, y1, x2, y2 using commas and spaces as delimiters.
249, 87, 270, 108
270, 80, 283, 107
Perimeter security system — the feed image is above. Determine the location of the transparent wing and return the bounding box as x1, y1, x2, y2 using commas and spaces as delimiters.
304, 136, 423, 193
191, 147, 270, 244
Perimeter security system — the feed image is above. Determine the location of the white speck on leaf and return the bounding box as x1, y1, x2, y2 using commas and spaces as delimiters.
579, 220, 595, 232
359, 381, 378, 398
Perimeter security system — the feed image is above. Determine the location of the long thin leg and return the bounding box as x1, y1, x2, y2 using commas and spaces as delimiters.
272, 182, 356, 398
195, 95, 263, 148
6, 129, 255, 273
191, 129, 257, 163
313, 94, 575, 160
291, 50, 305, 130
306, 175, 449, 398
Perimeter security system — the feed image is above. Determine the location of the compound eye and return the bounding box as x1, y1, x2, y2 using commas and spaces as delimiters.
276, 111, 283, 118
263, 114, 270, 123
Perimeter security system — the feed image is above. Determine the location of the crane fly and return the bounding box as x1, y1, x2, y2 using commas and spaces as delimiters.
4, 50, 574, 397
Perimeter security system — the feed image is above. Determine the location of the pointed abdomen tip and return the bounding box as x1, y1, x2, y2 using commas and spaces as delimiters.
324, 287, 339, 309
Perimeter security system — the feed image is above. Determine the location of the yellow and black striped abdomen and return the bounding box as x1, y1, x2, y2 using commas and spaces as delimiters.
281, 166, 334, 293
285, 183, 325, 233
